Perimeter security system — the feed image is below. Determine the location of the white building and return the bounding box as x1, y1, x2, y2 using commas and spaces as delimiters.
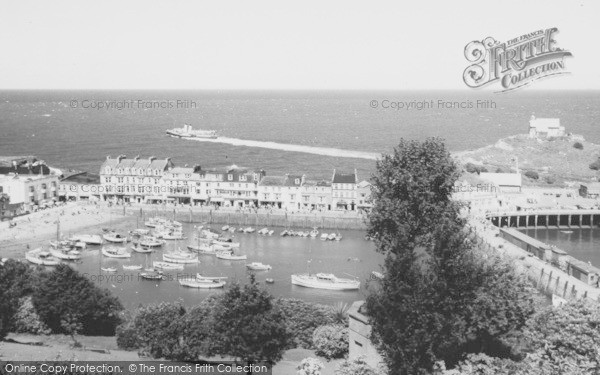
331, 169, 358, 210
528, 115, 565, 138
300, 180, 332, 210
479, 172, 522, 193
0, 173, 59, 211
99, 155, 174, 203
257, 174, 305, 210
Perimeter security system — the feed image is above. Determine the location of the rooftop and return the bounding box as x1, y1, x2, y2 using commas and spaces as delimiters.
480, 172, 522, 187
332, 169, 357, 184
258, 176, 286, 187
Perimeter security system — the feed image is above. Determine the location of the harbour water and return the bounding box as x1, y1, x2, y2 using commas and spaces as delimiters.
67, 224, 382, 309
521, 228, 600, 266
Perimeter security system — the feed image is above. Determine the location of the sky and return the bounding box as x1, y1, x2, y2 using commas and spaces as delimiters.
0, 0, 598, 90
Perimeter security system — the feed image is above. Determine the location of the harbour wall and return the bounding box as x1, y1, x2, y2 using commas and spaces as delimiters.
487, 209, 600, 229
119, 206, 368, 230
475, 224, 600, 301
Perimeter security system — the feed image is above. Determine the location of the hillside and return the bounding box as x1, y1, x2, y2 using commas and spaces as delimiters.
455, 134, 600, 186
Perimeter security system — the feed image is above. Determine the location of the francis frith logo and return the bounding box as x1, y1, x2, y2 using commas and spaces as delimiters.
463, 28, 572, 92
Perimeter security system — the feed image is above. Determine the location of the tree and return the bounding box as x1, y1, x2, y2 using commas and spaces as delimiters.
208, 275, 290, 369
365, 138, 536, 374
0, 260, 35, 339
31, 264, 123, 335
275, 298, 337, 349
312, 324, 349, 359
524, 171, 539, 180
573, 142, 583, 150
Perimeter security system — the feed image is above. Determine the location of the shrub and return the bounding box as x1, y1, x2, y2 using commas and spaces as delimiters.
115, 321, 140, 350
590, 160, 600, 171
178, 297, 219, 360
573, 142, 583, 150
128, 301, 187, 359
276, 298, 337, 349
524, 170, 539, 180
465, 163, 487, 174
545, 175, 556, 184
13, 296, 51, 335
332, 302, 350, 325
335, 357, 377, 375
31, 264, 123, 335
312, 324, 349, 359
297, 357, 324, 375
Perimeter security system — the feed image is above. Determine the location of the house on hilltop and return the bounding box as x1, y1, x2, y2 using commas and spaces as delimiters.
528, 115, 565, 138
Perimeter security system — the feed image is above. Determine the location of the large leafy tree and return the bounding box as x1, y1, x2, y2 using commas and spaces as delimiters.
366, 138, 535, 374
0, 260, 35, 338
31, 264, 123, 335
208, 276, 290, 368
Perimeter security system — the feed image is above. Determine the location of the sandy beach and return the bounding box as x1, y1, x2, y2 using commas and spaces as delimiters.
0, 203, 137, 259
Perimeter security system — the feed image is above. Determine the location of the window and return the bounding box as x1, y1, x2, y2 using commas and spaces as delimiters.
29, 186, 35, 193
295, 178, 300, 185
228, 174, 233, 181
240, 175, 247, 181
42, 183, 47, 189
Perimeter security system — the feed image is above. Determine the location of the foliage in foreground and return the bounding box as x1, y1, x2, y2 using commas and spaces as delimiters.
0, 261, 122, 338
297, 357, 324, 375
365, 138, 537, 374
312, 324, 348, 359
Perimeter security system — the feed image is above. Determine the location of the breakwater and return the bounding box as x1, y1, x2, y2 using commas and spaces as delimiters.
474, 223, 600, 301
487, 209, 600, 229
121, 206, 368, 230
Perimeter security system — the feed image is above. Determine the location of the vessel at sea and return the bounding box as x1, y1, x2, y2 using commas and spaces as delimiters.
166, 124, 218, 139
291, 273, 360, 290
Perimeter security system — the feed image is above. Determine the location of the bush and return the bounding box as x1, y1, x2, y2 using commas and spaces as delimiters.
126, 301, 187, 359
573, 142, 583, 150
13, 296, 51, 335
178, 297, 219, 360
590, 160, 600, 171
312, 324, 349, 359
465, 163, 487, 174
297, 357, 324, 375
335, 357, 378, 375
115, 321, 140, 350
276, 298, 337, 349
545, 175, 556, 184
31, 264, 123, 335
524, 170, 539, 180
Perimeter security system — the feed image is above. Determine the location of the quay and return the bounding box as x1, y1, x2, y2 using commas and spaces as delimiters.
487, 209, 600, 229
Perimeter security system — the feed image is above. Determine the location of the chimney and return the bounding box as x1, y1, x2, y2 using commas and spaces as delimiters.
117, 154, 126, 162
106, 155, 111, 161
134, 155, 140, 161
149, 156, 156, 162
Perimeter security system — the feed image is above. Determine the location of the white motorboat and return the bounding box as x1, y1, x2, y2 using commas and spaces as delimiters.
103, 231, 128, 243
130, 228, 150, 236
371, 271, 384, 280
228, 227, 236, 233
162, 251, 199, 264
162, 232, 186, 240
214, 238, 240, 248
200, 229, 220, 239
212, 242, 235, 251
179, 275, 226, 289
291, 273, 360, 290
139, 236, 164, 247
257, 228, 269, 235
166, 124, 218, 139
335, 233, 342, 241
102, 246, 131, 258
187, 243, 217, 255
153, 261, 185, 271
327, 233, 337, 241
140, 270, 164, 280
123, 264, 143, 270
320, 233, 329, 241
101, 267, 117, 273
243, 227, 255, 233
25, 249, 60, 266
268, 230, 274, 236
246, 262, 272, 271
131, 243, 153, 253
216, 252, 247, 261
50, 240, 86, 250
49, 248, 82, 260
280, 230, 288, 237
71, 234, 103, 245
221, 225, 230, 231
309, 228, 319, 238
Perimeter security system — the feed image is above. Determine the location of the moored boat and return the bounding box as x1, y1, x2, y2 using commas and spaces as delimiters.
131, 243, 153, 253
179, 275, 226, 289
153, 261, 184, 270
103, 231, 128, 243
71, 234, 103, 245
187, 243, 217, 254
101, 267, 117, 273
123, 264, 143, 270
246, 262, 272, 271
310, 228, 319, 238
327, 233, 337, 241
140, 270, 164, 280
216, 251, 247, 261
320, 233, 329, 241
26, 249, 60, 266
102, 246, 131, 258
139, 236, 164, 247
291, 273, 360, 290
162, 251, 199, 264
49, 248, 82, 260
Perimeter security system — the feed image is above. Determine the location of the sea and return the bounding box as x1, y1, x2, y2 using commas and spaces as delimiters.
1, 89, 599, 307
